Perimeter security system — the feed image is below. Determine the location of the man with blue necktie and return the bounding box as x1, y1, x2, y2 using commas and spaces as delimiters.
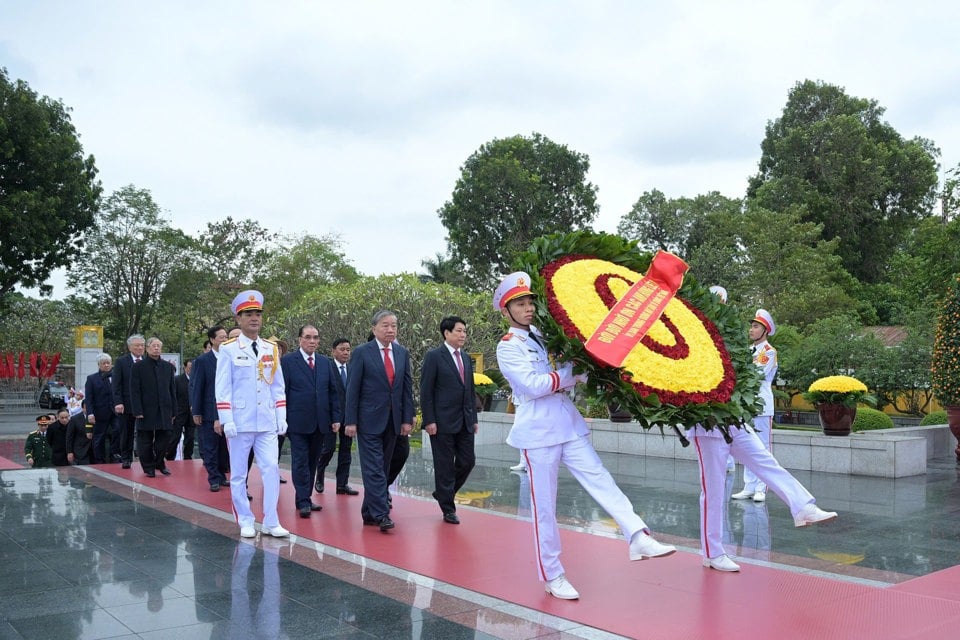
343, 310, 414, 532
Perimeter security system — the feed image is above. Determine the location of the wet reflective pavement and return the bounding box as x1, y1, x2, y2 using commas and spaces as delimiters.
1, 439, 959, 639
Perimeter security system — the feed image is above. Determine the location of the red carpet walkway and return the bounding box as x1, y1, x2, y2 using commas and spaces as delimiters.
72, 459, 960, 640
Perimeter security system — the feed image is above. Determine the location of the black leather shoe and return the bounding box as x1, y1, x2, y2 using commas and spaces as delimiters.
315, 480, 324, 493
159, 468, 171, 476
299, 506, 312, 518
209, 483, 220, 492
144, 470, 156, 478
247, 494, 253, 501
362, 518, 379, 526
122, 462, 131, 469
336, 485, 359, 495
378, 516, 395, 532
279, 476, 287, 484
443, 513, 460, 525
310, 503, 323, 511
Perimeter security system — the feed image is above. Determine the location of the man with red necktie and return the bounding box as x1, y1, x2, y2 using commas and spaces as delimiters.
420, 316, 478, 525
343, 310, 414, 532
280, 324, 341, 518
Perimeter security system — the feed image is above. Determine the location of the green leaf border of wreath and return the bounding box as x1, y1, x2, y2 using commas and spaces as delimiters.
513, 230, 762, 431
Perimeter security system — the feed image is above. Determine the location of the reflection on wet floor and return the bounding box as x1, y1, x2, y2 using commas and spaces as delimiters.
1, 442, 959, 639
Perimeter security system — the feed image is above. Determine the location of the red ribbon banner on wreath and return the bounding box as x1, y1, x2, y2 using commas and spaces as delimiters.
584, 250, 690, 368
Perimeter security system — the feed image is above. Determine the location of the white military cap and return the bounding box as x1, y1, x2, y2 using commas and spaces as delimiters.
493, 272, 535, 311
232, 290, 264, 315
753, 308, 776, 337
709, 285, 728, 303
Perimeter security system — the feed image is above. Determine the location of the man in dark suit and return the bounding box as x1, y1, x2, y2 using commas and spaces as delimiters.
112, 334, 146, 469
130, 337, 176, 477
191, 325, 229, 491
316, 338, 358, 496
420, 316, 479, 525
84, 353, 118, 463
167, 359, 194, 460
344, 310, 414, 532
281, 325, 341, 518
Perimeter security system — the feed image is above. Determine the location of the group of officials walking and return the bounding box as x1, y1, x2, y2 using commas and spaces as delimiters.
186, 290, 480, 541
50, 275, 839, 602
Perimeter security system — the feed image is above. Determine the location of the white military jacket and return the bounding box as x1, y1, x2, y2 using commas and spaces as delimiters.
216, 334, 287, 432
496, 326, 588, 449
752, 339, 778, 417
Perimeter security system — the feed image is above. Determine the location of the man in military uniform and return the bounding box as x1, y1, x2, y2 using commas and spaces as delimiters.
216, 290, 289, 538
494, 272, 676, 600
25, 414, 54, 468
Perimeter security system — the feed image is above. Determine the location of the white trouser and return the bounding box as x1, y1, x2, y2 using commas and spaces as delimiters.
228, 431, 281, 529
692, 426, 814, 560
741, 415, 772, 493
522, 434, 647, 582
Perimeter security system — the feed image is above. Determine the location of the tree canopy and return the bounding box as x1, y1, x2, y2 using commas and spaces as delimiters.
67, 185, 190, 338
0, 68, 101, 302
438, 132, 598, 290
747, 79, 939, 284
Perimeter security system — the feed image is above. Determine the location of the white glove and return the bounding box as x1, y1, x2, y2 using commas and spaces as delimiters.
276, 406, 288, 435
223, 422, 237, 438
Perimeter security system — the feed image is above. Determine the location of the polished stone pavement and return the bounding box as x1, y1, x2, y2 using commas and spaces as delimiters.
1, 434, 959, 639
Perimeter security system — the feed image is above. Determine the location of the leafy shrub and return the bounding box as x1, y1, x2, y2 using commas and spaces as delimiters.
852, 407, 894, 431
920, 410, 948, 426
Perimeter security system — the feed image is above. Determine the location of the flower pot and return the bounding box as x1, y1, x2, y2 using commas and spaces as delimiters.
608, 403, 633, 423
946, 406, 960, 463
817, 403, 857, 436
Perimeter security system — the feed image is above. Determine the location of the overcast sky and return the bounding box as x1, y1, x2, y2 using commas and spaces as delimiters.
4, 1, 959, 297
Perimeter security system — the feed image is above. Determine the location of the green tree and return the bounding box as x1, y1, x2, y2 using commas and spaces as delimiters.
0, 293, 84, 363
748, 80, 939, 284
439, 133, 598, 290
618, 190, 741, 258
281, 274, 503, 394
67, 185, 190, 339
857, 320, 935, 416
777, 315, 884, 393
0, 68, 101, 302
686, 203, 861, 329
257, 232, 360, 311
418, 251, 466, 286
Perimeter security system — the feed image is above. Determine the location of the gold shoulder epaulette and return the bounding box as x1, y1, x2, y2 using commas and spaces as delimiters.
222, 337, 238, 345
501, 333, 514, 341
262, 337, 277, 346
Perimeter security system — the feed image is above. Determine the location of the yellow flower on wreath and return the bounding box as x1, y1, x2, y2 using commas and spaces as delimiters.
548, 258, 727, 395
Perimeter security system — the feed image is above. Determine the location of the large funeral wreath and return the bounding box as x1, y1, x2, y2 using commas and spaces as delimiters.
513, 231, 761, 431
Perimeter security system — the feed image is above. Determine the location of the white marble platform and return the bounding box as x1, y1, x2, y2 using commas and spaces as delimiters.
472, 412, 949, 478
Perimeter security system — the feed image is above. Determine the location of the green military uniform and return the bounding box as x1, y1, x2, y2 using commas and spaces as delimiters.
25, 429, 53, 468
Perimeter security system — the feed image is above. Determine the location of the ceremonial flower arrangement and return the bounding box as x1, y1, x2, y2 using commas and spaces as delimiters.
473, 372, 498, 396
803, 375, 876, 408
514, 231, 761, 430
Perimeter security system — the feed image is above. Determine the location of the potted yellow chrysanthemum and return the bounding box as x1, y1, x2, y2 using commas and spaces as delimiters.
473, 372, 498, 412
803, 375, 876, 436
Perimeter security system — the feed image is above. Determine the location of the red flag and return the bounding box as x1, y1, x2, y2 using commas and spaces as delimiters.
46, 353, 61, 378
18, 352, 25, 379
38, 353, 49, 378
0, 354, 7, 379
29, 352, 38, 378
4, 353, 13, 379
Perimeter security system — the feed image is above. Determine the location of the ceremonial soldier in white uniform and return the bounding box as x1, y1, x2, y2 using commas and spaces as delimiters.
494, 272, 676, 601
732, 309, 779, 502
216, 290, 289, 539
689, 308, 838, 572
